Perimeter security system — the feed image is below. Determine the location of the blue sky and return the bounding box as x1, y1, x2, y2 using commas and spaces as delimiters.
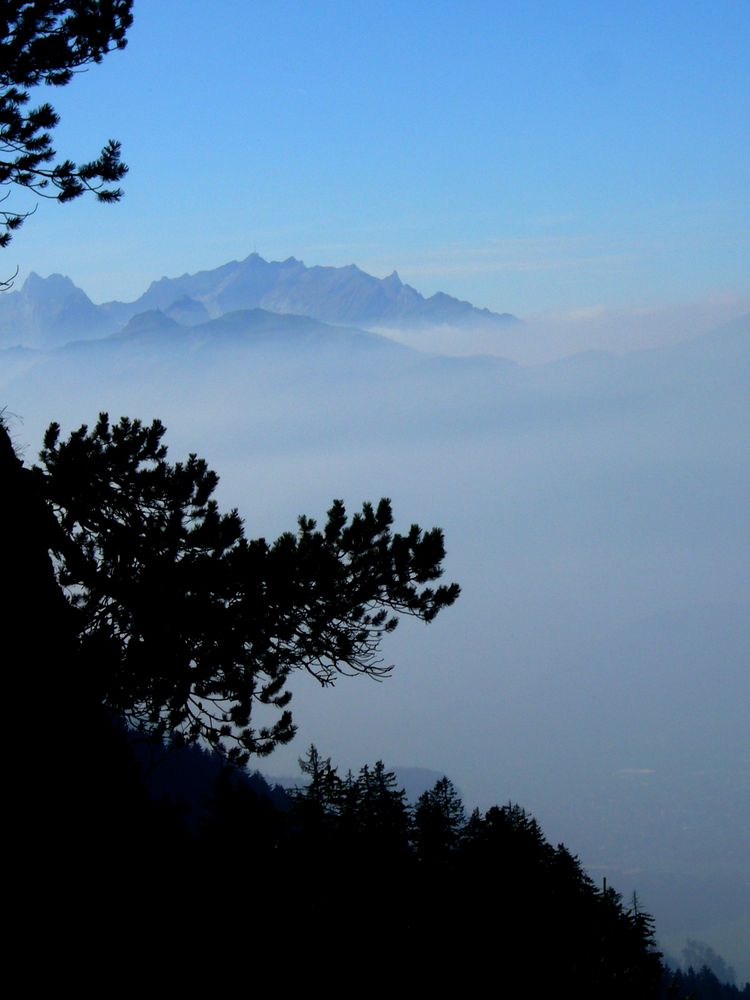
6, 0, 749, 316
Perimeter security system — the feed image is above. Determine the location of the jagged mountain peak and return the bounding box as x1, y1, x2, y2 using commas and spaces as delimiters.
2, 253, 520, 348
21, 271, 82, 300
107, 253, 518, 332
1, 271, 112, 349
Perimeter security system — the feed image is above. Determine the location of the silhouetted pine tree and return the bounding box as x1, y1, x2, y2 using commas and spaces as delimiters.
413, 775, 465, 863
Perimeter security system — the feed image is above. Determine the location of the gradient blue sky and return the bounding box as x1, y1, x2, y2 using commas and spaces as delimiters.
6, 0, 749, 317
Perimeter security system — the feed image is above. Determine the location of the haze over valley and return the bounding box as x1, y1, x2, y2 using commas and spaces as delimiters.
4, 1, 749, 984
4, 254, 748, 976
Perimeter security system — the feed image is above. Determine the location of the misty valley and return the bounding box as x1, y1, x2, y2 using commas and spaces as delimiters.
3, 256, 748, 988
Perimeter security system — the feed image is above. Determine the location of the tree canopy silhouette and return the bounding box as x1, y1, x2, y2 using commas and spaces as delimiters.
36, 413, 460, 763
0, 1, 132, 252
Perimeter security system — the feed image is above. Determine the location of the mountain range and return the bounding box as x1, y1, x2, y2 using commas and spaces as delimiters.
2, 262, 747, 980
0, 253, 518, 350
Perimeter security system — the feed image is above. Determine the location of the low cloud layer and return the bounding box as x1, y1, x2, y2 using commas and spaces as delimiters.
381, 296, 750, 365
3, 309, 748, 977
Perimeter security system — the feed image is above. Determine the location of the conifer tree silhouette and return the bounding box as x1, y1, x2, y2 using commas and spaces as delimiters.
1, 2, 132, 261
36, 413, 460, 762
413, 775, 465, 862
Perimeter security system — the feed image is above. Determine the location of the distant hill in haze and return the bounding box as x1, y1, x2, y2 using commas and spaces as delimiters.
0, 254, 519, 350
107, 306, 420, 360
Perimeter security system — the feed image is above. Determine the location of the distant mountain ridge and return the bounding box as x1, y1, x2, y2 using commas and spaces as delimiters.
104, 253, 518, 330
0, 271, 115, 349
0, 253, 519, 349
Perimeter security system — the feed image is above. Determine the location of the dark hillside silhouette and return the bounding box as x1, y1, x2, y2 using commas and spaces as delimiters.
1, 9, 733, 987
0, 416, 691, 992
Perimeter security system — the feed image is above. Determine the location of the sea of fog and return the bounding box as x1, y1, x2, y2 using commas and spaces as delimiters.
3, 314, 748, 976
